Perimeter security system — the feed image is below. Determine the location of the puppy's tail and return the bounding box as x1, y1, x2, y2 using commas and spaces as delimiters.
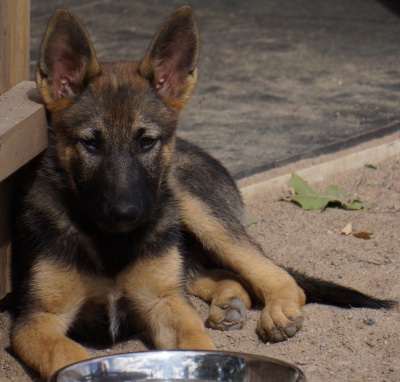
287, 268, 397, 309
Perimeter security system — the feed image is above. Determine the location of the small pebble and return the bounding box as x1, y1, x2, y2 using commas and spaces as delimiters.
363, 315, 378, 325
383, 254, 394, 264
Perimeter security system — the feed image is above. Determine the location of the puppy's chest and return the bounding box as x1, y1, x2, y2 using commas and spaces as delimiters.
90, 236, 138, 276
73, 278, 129, 342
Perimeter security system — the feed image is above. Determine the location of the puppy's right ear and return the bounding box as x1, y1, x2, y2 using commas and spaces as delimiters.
36, 9, 100, 112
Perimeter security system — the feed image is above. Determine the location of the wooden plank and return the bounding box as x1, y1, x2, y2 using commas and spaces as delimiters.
0, 0, 31, 94
0, 81, 47, 182
0, 0, 31, 299
0, 81, 46, 297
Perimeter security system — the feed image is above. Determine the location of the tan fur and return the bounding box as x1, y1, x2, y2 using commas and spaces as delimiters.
188, 269, 252, 330
120, 247, 215, 349
11, 260, 89, 380
188, 269, 251, 306
12, 314, 89, 381
176, 187, 306, 339
12, 249, 215, 379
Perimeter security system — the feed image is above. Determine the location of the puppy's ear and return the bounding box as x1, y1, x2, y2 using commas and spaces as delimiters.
138, 5, 199, 112
36, 9, 100, 112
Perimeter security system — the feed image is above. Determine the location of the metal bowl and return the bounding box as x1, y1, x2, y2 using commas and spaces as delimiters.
49, 350, 305, 382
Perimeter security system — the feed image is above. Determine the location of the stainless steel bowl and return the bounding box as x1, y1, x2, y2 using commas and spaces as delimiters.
49, 350, 306, 382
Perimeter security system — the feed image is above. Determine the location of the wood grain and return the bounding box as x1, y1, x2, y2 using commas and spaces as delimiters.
0, 0, 32, 298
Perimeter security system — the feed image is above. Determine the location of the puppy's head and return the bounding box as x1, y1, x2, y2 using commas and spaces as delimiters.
37, 7, 199, 233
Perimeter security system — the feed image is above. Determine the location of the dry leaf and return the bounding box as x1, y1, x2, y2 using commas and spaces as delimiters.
352, 231, 373, 240
340, 223, 352, 235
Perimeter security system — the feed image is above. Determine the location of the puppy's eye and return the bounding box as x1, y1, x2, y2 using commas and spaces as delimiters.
80, 138, 99, 153
139, 136, 158, 152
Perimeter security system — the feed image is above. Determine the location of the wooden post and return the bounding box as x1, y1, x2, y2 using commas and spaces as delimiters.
0, 1, 30, 94
0, 0, 31, 298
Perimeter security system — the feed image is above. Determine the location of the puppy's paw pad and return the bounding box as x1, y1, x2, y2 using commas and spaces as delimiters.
257, 305, 304, 343
207, 297, 247, 331
283, 325, 298, 338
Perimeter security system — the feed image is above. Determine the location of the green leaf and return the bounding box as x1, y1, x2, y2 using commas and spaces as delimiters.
290, 195, 333, 210
284, 174, 372, 211
324, 184, 347, 197
288, 173, 318, 196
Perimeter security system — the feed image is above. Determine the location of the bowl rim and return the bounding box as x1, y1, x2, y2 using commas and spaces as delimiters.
50, 349, 306, 382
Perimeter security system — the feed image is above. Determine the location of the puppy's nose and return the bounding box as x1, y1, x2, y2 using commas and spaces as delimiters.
109, 202, 138, 222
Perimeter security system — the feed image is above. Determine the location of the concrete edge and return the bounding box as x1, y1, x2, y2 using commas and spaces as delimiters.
240, 133, 400, 204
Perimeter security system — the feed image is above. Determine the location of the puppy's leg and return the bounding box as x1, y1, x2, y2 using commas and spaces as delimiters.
188, 269, 251, 330
11, 313, 89, 380
11, 260, 89, 380
121, 247, 215, 350
178, 192, 306, 342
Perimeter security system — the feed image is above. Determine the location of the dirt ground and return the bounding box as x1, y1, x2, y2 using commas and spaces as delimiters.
0, 154, 399, 381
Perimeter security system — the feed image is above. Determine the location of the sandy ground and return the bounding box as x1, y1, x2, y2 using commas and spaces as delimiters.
0, 154, 399, 381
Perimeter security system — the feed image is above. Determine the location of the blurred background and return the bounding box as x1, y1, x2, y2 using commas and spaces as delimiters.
30, 0, 400, 178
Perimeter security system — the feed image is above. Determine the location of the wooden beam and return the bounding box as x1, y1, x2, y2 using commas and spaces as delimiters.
0, 82, 47, 182
0, 82, 47, 297
0, 0, 32, 298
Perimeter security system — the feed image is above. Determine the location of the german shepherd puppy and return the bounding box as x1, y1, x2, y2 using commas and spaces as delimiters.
7, 6, 394, 380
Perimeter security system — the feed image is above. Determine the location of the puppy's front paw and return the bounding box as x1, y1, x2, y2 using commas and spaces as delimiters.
257, 285, 305, 342
207, 297, 247, 331
257, 305, 303, 342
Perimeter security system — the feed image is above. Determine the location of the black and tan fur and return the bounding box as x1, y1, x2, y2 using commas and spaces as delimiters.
5, 6, 395, 380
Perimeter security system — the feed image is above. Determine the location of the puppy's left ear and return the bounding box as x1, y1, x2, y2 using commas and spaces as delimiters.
138, 6, 199, 111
